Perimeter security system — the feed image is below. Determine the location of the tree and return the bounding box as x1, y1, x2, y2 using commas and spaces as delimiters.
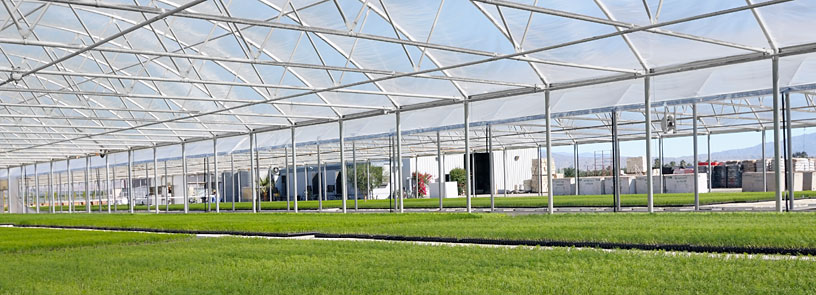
449, 168, 467, 196
669, 161, 677, 168
679, 160, 687, 168
653, 158, 661, 168
793, 151, 809, 158
563, 167, 576, 178
346, 163, 383, 199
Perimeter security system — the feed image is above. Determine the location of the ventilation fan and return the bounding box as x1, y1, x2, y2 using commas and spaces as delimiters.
661, 114, 676, 134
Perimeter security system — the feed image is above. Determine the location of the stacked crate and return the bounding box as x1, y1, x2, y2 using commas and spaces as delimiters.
793, 158, 815, 172
742, 160, 757, 172
762, 158, 815, 172
762, 159, 775, 171
726, 161, 742, 188
530, 158, 556, 193
712, 165, 727, 188
625, 156, 646, 174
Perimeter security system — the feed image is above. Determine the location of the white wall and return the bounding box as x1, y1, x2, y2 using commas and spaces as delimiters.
403, 147, 538, 195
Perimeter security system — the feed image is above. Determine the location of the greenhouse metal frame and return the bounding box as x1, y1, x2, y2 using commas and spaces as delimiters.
1, 0, 816, 214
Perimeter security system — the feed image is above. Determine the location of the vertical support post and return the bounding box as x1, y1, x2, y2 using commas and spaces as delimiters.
284, 147, 289, 211
772, 56, 783, 212
340, 119, 347, 213
762, 130, 767, 192
59, 171, 63, 213
230, 154, 236, 211
1, 168, 4, 214
389, 137, 394, 212
437, 131, 444, 210
145, 163, 149, 212
213, 137, 219, 213
111, 160, 115, 212
85, 157, 90, 213
396, 111, 404, 213
463, 101, 471, 213
323, 161, 328, 203
105, 155, 110, 213
707, 133, 712, 191
49, 161, 54, 213
574, 143, 579, 195
96, 168, 102, 212
785, 91, 794, 211
414, 155, 419, 199
502, 149, 508, 198
2, 168, 5, 213
353, 141, 358, 210
317, 143, 322, 212
181, 143, 188, 214
693, 103, 700, 211
236, 167, 242, 208
472, 154, 477, 198
254, 133, 261, 211
612, 110, 620, 212
205, 158, 210, 212
645, 75, 654, 213
291, 126, 298, 213
366, 159, 370, 202
68, 159, 73, 213
164, 161, 168, 212
489, 126, 495, 211
537, 148, 543, 197
128, 150, 134, 213
153, 146, 159, 214
545, 90, 554, 214
23, 166, 27, 214
659, 135, 664, 194
249, 131, 257, 213
303, 164, 308, 204
35, 163, 39, 213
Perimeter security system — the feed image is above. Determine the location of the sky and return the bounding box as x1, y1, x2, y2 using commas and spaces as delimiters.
549, 127, 816, 158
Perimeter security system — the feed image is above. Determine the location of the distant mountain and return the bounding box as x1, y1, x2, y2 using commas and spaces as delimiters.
547, 133, 816, 170
704, 133, 816, 161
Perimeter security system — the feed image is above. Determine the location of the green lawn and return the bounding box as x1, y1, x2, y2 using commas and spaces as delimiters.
59, 191, 813, 212
3, 213, 816, 249
0, 227, 814, 294
0, 227, 183, 252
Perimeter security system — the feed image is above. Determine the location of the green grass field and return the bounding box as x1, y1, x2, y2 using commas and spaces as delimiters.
4, 213, 816, 249
1, 227, 814, 294
0, 227, 183, 252
57, 191, 814, 212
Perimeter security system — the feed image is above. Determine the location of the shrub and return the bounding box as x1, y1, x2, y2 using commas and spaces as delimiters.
449, 168, 466, 196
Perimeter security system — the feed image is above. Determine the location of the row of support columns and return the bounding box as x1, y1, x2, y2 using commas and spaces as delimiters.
0, 59, 798, 214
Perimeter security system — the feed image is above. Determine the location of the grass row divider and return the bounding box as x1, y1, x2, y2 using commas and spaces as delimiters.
5, 223, 815, 256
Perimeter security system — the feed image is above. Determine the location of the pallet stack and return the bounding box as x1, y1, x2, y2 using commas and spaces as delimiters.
726, 161, 742, 188
793, 158, 815, 172
712, 165, 727, 188
530, 158, 556, 193
742, 160, 757, 172
625, 156, 646, 174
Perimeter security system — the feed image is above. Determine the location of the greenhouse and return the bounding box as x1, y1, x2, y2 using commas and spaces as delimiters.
1, 0, 816, 215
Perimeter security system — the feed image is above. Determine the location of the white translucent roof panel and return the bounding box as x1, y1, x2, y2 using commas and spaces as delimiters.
0, 0, 814, 170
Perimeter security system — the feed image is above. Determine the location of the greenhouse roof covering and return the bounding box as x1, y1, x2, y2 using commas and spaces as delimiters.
2, 0, 816, 173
